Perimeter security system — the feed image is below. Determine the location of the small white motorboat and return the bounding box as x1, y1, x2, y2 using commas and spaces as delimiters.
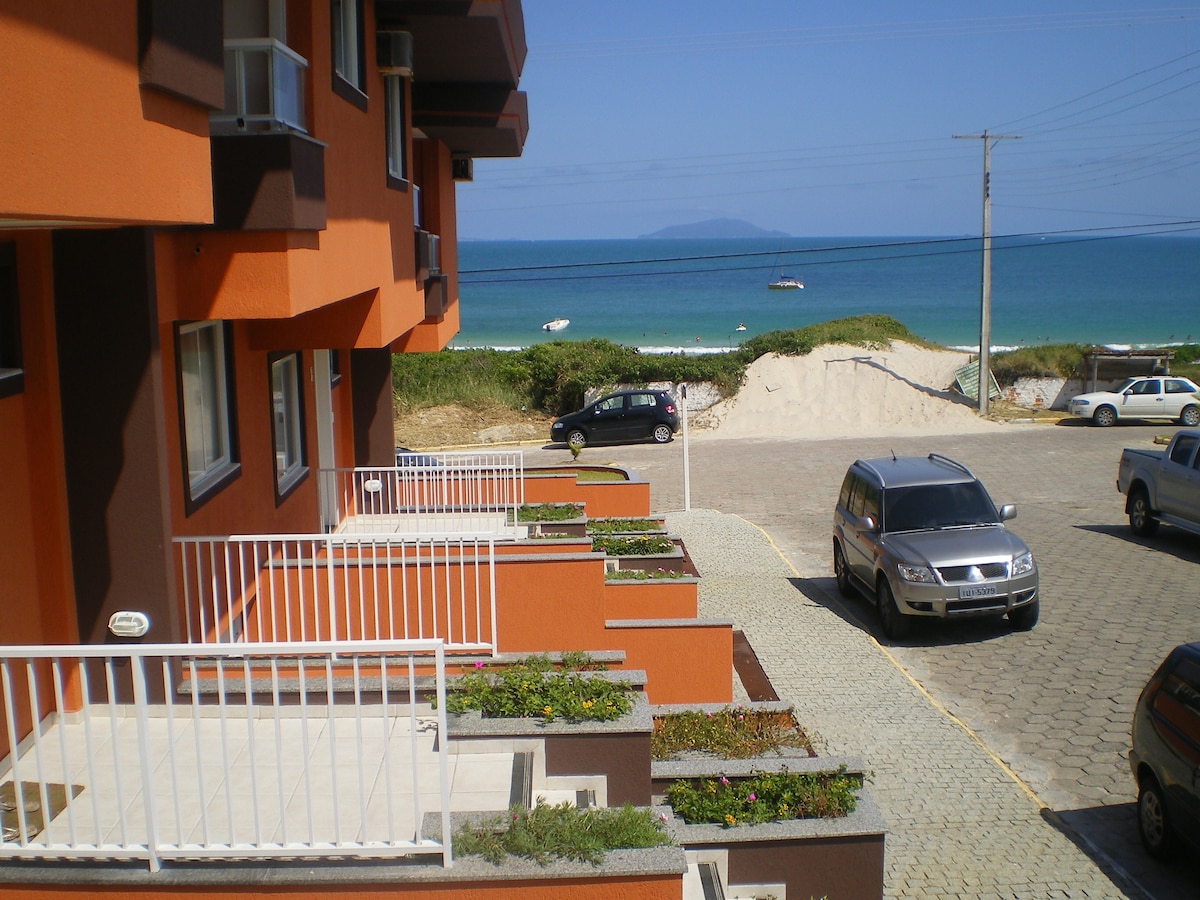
767, 277, 804, 290
735, 323, 747, 332
542, 318, 570, 332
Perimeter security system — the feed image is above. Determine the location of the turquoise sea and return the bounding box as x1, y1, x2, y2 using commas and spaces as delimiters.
455, 235, 1200, 353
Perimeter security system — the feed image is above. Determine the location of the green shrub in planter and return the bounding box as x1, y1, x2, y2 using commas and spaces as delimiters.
455, 800, 672, 865
587, 518, 662, 535
666, 766, 860, 827
445, 653, 634, 722
592, 535, 674, 556
652, 706, 814, 760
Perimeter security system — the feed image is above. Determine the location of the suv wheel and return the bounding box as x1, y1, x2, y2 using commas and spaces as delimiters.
1138, 774, 1179, 859
877, 579, 911, 640
833, 543, 854, 598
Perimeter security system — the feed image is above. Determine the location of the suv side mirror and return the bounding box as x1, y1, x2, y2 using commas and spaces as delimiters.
857, 515, 877, 532
999, 504, 1016, 521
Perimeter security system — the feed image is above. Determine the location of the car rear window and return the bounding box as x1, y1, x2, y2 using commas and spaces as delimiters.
1165, 379, 1195, 394
884, 481, 998, 532
1169, 434, 1198, 466
630, 393, 655, 407
1151, 657, 1200, 748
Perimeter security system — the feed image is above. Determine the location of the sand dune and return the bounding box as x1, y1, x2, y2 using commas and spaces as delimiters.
693, 342, 1001, 440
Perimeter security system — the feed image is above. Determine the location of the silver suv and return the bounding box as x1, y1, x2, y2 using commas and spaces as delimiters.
832, 453, 1039, 639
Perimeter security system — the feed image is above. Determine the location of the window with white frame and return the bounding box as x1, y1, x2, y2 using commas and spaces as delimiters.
270, 351, 306, 495
178, 321, 238, 502
331, 0, 364, 97
385, 75, 408, 184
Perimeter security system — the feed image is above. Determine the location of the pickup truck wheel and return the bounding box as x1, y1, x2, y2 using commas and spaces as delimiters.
1092, 405, 1117, 427
877, 579, 911, 640
1008, 598, 1039, 631
1128, 487, 1159, 536
1180, 405, 1200, 427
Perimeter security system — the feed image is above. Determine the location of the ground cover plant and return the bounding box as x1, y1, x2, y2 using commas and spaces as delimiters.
391, 316, 1200, 419
592, 535, 674, 556
445, 653, 633, 722
454, 800, 672, 865
651, 706, 814, 760
586, 518, 662, 535
665, 767, 860, 827
605, 568, 684, 580
516, 502, 584, 522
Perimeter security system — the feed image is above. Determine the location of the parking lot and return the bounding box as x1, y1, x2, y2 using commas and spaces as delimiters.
583, 419, 1200, 898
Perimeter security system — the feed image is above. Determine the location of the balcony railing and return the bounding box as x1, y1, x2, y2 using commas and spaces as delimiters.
0, 640, 452, 872
320, 451, 525, 537
213, 38, 308, 133
175, 534, 497, 650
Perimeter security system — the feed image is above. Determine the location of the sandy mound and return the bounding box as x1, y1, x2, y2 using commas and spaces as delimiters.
694, 342, 1000, 440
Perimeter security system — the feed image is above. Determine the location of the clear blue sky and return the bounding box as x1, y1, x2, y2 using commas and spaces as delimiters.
457, 2, 1200, 240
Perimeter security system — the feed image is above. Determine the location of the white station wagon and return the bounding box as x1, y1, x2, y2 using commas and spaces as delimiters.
1067, 376, 1200, 427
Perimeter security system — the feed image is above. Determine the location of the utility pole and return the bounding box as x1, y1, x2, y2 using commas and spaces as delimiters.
954, 129, 1019, 416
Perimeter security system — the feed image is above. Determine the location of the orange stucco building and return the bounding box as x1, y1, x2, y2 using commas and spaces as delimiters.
0, 0, 528, 649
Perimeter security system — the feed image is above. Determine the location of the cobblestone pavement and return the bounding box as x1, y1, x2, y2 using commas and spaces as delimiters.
548, 420, 1200, 898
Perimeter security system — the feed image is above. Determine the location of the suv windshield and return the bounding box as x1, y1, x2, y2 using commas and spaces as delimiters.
883, 482, 999, 532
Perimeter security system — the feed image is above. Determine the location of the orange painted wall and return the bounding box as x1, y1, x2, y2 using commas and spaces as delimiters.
493, 558, 611, 653
0, 874, 682, 900
604, 581, 698, 620
523, 475, 652, 518
0, 2, 213, 225
162, 6, 449, 352
607, 623, 734, 705
0, 235, 77, 646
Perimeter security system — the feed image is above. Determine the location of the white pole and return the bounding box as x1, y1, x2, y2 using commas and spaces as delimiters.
680, 383, 691, 512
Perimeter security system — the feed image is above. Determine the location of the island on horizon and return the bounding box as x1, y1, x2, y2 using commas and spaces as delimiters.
638, 217, 790, 240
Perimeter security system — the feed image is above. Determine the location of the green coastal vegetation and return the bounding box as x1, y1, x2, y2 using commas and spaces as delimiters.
392, 314, 1200, 416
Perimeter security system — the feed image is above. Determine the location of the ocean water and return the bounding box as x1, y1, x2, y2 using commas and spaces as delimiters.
455, 235, 1200, 353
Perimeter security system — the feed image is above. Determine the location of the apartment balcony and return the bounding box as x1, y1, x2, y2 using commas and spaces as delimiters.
209, 39, 326, 232
0, 641, 519, 872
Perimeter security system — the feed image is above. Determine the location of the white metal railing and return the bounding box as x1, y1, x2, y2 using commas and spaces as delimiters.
0, 640, 451, 872
213, 38, 308, 132
175, 534, 497, 651
320, 450, 524, 536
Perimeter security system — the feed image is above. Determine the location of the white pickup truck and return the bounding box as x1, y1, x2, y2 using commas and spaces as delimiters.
1117, 429, 1200, 537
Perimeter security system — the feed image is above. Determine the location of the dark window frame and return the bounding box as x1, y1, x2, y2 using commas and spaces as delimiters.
174, 320, 241, 514
268, 350, 309, 503
0, 243, 23, 399
384, 74, 410, 191
330, 0, 367, 110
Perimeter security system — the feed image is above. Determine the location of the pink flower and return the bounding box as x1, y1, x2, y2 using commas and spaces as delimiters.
659, 813, 668, 823
748, 793, 756, 802
720, 776, 729, 786
474, 661, 485, 669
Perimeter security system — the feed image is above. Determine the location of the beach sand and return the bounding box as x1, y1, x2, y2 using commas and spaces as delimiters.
693, 341, 1001, 440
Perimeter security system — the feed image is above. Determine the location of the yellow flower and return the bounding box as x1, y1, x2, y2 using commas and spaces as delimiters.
724, 814, 736, 825
543, 705, 553, 715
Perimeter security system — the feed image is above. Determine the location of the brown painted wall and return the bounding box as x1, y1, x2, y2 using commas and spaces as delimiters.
609, 623, 734, 705
0, 1, 214, 225
52, 228, 179, 644
604, 581, 698, 620
545, 732, 654, 807
726, 836, 886, 899
523, 475, 653, 519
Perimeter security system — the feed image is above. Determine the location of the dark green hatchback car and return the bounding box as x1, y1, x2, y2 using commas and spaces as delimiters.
1130, 641, 1200, 859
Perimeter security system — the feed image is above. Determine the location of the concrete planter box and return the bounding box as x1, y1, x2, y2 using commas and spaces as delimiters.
599, 536, 700, 577
446, 685, 655, 806
424, 810, 686, 894
655, 786, 886, 900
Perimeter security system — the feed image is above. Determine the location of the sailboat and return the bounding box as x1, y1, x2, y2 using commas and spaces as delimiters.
767, 246, 804, 289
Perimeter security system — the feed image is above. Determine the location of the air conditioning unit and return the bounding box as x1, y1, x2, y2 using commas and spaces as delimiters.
452, 156, 474, 182
377, 30, 413, 76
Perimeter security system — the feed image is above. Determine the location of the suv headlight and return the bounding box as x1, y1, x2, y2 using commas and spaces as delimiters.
897, 563, 936, 584
1012, 552, 1034, 576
